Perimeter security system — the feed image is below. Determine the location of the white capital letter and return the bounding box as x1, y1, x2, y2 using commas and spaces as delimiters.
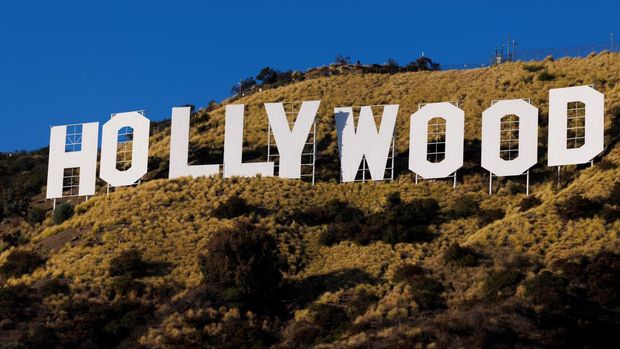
100, 111, 150, 187
409, 102, 464, 179
548, 86, 604, 166
265, 101, 320, 179
169, 107, 219, 179
481, 99, 538, 176
335, 105, 398, 182
223, 104, 274, 178
46, 122, 99, 199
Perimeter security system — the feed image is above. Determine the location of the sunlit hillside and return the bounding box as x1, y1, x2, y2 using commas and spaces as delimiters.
1, 53, 619, 348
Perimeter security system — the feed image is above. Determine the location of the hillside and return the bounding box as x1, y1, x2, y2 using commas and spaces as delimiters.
1, 53, 620, 348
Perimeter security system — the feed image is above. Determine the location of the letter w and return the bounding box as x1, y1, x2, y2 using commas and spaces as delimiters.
334, 105, 398, 182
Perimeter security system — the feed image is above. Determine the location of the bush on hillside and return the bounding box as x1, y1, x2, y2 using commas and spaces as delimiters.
0, 284, 36, 321
109, 249, 149, 278
443, 243, 481, 267
198, 222, 285, 305
446, 194, 480, 219
393, 264, 445, 310
27, 207, 46, 226
555, 194, 603, 220
211, 195, 258, 219
483, 269, 524, 301
519, 196, 542, 212
523, 270, 567, 308
0, 250, 45, 278
318, 193, 440, 246
52, 203, 73, 225
292, 200, 362, 226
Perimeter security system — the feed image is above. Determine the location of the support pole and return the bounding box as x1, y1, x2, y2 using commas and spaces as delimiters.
453, 171, 457, 188
312, 121, 316, 186
390, 136, 395, 181
362, 158, 366, 182
489, 172, 493, 195
526, 170, 530, 197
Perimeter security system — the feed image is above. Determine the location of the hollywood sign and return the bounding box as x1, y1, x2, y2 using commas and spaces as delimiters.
46, 85, 604, 199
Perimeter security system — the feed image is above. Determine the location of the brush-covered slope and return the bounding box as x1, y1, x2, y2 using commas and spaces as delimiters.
1, 54, 620, 348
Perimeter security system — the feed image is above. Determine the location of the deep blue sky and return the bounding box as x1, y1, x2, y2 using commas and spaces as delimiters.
1, 0, 618, 151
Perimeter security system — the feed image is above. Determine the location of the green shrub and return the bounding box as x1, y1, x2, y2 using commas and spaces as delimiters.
483, 269, 524, 301
523, 64, 545, 72
310, 303, 349, 332
198, 222, 285, 306
0, 284, 35, 321
447, 194, 480, 219
443, 243, 481, 267
523, 270, 567, 308
479, 208, 505, 225
319, 193, 439, 246
212, 196, 253, 219
538, 71, 556, 81
52, 203, 73, 225
109, 249, 148, 278
347, 288, 379, 318
555, 195, 602, 220
293, 200, 362, 226
519, 196, 542, 212
0, 250, 46, 278
27, 207, 46, 225
393, 264, 444, 310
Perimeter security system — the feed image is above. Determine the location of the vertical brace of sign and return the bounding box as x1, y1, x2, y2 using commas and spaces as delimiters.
223, 104, 274, 178
169, 107, 220, 179
100, 111, 150, 190
482, 99, 537, 196
335, 105, 398, 183
265, 101, 320, 183
46, 122, 99, 200
412, 102, 460, 187
409, 102, 464, 183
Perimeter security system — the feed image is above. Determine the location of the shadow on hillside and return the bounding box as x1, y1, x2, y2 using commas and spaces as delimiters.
286, 268, 376, 307
141, 260, 174, 277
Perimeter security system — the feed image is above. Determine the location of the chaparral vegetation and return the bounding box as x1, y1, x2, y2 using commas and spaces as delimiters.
1, 53, 620, 348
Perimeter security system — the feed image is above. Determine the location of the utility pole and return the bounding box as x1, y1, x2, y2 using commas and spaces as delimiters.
506, 34, 511, 61
611, 33, 615, 52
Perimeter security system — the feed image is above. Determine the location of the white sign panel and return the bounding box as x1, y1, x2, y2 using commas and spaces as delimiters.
169, 106, 220, 179
481, 99, 538, 176
409, 102, 464, 179
335, 105, 398, 182
46, 122, 99, 199
265, 101, 320, 179
223, 104, 274, 178
100, 111, 150, 187
548, 86, 604, 166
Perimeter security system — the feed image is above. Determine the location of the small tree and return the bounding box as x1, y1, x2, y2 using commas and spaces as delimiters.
334, 55, 351, 65
0, 250, 46, 278
109, 249, 148, 278
53, 203, 73, 225
385, 58, 400, 73
231, 77, 257, 95
198, 222, 285, 305
27, 207, 46, 225
256, 67, 279, 85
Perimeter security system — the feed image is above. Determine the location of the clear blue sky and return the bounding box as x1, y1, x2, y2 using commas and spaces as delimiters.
1, 0, 618, 151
